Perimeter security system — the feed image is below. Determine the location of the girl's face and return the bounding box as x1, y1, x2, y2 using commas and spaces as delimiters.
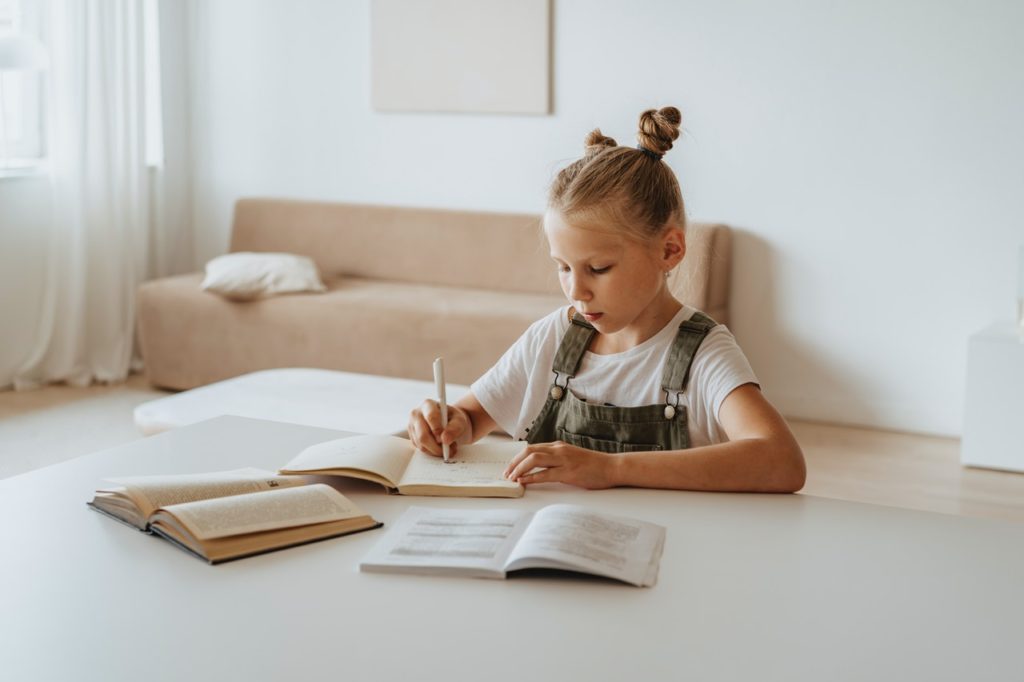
544, 209, 684, 340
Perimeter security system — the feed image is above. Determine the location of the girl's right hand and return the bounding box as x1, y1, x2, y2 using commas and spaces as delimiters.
408, 399, 472, 457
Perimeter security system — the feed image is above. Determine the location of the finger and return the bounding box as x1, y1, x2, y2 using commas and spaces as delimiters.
517, 467, 560, 485
439, 418, 465, 445
418, 436, 441, 456
507, 451, 558, 481
418, 435, 443, 456
419, 400, 443, 438
410, 412, 442, 456
502, 445, 537, 477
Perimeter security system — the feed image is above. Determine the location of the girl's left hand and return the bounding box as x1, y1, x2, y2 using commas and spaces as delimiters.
503, 441, 619, 490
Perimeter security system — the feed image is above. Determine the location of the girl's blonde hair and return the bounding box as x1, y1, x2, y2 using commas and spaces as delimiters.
548, 107, 684, 242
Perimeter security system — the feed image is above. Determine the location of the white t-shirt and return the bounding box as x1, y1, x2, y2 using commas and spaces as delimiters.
471, 305, 759, 447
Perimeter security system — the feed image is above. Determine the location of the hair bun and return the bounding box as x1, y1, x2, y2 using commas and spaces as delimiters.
637, 107, 682, 156
584, 128, 618, 155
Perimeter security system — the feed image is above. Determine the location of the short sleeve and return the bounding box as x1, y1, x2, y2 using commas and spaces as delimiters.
686, 325, 759, 434
471, 311, 562, 437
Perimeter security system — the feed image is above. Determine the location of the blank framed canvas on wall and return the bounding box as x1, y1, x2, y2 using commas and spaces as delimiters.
371, 0, 550, 114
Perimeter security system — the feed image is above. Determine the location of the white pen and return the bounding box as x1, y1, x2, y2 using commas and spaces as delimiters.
433, 357, 451, 463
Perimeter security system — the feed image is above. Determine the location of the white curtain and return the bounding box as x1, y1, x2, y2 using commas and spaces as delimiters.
13, 0, 190, 389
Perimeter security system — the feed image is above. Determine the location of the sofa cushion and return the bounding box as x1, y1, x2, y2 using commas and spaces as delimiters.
137, 274, 566, 390
201, 252, 327, 300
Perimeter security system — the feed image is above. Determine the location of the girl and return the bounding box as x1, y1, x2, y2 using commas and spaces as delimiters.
408, 107, 806, 493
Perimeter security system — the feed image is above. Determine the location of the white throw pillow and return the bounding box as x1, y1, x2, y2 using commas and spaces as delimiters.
201, 252, 327, 301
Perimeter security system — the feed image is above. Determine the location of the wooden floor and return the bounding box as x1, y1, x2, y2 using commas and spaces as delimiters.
792, 421, 1024, 523
1, 378, 1023, 523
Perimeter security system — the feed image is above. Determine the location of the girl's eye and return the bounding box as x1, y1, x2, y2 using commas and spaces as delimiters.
557, 265, 570, 273
590, 266, 611, 275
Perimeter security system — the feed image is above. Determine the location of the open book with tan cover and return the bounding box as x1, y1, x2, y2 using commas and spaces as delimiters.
87, 468, 381, 563
279, 435, 525, 498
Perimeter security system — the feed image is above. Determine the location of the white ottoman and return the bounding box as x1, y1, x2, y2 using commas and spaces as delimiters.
133, 368, 470, 436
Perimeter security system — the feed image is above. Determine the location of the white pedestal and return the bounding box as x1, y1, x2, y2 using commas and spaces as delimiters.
961, 322, 1024, 472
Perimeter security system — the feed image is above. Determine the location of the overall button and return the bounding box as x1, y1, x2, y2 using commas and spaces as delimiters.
550, 385, 564, 400
664, 405, 676, 420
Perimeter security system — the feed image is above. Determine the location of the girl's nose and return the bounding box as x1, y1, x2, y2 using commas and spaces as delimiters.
567, 274, 591, 302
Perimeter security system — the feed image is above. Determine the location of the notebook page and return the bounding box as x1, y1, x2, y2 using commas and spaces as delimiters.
163, 484, 366, 540
397, 440, 524, 491
104, 468, 304, 518
281, 435, 414, 487
504, 504, 666, 587
360, 506, 533, 576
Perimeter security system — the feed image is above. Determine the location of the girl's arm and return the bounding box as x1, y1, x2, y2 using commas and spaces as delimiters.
408, 391, 499, 457
503, 384, 806, 493
612, 384, 806, 492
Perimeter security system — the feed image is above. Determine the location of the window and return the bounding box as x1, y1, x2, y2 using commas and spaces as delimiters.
0, 0, 46, 167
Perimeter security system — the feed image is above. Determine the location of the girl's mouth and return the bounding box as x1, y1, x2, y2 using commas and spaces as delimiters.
582, 312, 603, 322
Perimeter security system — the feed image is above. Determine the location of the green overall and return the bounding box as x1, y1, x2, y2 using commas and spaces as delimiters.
524, 311, 718, 453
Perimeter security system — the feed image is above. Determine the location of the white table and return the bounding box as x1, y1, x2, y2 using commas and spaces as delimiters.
2, 416, 1022, 682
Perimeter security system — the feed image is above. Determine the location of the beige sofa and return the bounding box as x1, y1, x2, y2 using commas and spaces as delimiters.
137, 198, 732, 390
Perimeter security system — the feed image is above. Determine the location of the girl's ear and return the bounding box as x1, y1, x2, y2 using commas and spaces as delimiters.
661, 226, 686, 270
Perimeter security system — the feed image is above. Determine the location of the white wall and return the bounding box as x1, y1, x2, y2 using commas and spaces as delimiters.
187, 0, 1024, 436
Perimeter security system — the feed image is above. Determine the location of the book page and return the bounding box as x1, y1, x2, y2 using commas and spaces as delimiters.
161, 484, 367, 540
279, 435, 413, 487
504, 504, 666, 587
360, 506, 533, 577
397, 439, 524, 492
103, 468, 305, 518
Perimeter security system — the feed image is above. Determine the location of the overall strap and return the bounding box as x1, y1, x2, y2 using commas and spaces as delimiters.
660, 311, 718, 393
551, 311, 597, 378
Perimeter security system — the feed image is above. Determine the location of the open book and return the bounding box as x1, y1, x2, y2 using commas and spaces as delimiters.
360, 505, 666, 587
279, 435, 525, 498
88, 468, 382, 563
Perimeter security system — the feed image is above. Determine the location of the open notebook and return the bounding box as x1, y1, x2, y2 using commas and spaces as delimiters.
360, 504, 666, 587
280, 434, 525, 498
